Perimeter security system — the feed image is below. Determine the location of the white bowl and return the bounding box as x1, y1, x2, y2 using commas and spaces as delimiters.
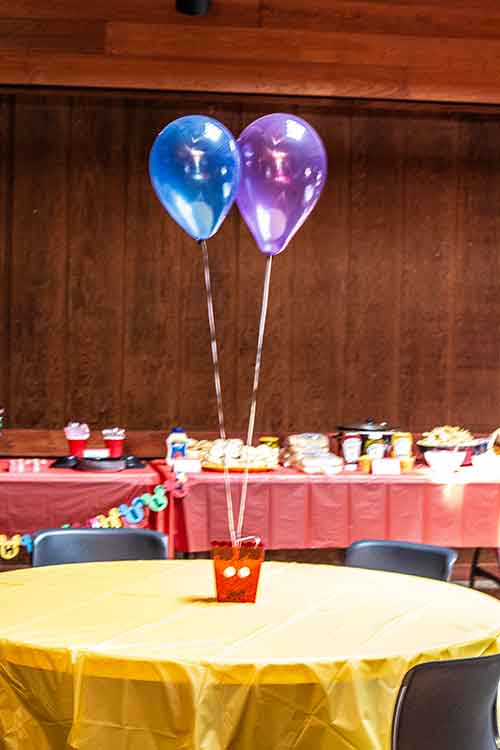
424, 449, 466, 473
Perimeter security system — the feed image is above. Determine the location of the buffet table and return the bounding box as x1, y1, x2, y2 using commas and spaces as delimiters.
0, 460, 161, 535
0, 560, 499, 749
154, 463, 500, 555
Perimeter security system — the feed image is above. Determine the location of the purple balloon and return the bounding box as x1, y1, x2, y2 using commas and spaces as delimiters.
236, 113, 327, 255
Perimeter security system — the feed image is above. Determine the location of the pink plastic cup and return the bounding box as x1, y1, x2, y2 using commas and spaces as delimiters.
67, 438, 87, 457
105, 437, 125, 458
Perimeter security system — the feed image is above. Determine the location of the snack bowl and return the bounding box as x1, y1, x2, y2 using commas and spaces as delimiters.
417, 437, 489, 466
417, 425, 488, 466
421, 448, 466, 473
417, 438, 489, 467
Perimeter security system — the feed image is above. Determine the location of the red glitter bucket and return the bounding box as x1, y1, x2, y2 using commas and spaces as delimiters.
211, 538, 265, 603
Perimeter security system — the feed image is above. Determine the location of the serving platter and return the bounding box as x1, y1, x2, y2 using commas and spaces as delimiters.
202, 463, 275, 473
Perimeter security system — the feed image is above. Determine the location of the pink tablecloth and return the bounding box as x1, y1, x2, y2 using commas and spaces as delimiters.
155, 463, 500, 552
0, 460, 161, 534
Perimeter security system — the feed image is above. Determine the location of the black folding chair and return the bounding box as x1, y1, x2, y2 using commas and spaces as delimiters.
469, 548, 500, 588
345, 539, 457, 581
391, 653, 500, 750
32, 528, 168, 567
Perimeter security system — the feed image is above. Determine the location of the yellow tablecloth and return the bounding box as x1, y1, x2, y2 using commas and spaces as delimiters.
1, 560, 500, 750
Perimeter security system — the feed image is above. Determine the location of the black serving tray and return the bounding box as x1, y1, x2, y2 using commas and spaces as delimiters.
51, 456, 78, 469
51, 455, 146, 471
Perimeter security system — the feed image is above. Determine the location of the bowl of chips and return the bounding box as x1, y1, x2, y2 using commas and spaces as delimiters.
417, 425, 488, 466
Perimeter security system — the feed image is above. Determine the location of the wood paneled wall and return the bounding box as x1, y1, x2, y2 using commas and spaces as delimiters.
1, 88, 500, 435
3, 1, 500, 102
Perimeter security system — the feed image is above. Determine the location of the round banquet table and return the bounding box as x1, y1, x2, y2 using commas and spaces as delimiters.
1, 561, 500, 750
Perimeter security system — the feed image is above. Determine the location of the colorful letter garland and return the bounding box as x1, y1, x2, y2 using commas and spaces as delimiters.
0, 478, 185, 561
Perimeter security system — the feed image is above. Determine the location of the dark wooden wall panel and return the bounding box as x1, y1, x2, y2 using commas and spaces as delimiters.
452, 119, 500, 432
176, 234, 213, 429
9, 95, 69, 427
122, 100, 181, 430
0, 96, 10, 415
206, 173, 241, 432
285, 104, 351, 433
400, 116, 458, 431
257, 240, 294, 435
3, 89, 500, 436
66, 97, 126, 425
344, 112, 405, 427
235, 174, 262, 433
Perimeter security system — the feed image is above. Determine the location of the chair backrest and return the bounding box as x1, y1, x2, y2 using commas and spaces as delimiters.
392, 654, 500, 750
345, 539, 457, 581
32, 528, 168, 566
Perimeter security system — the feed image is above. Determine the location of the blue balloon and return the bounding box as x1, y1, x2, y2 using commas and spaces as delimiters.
149, 115, 241, 241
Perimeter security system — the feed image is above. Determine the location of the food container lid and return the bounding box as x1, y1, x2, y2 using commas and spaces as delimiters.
337, 418, 397, 433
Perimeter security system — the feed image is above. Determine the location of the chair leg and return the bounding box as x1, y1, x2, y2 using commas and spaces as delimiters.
469, 547, 500, 588
469, 547, 481, 588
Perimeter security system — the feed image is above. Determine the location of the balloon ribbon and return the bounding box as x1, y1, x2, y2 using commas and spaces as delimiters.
200, 240, 236, 544
237, 255, 273, 540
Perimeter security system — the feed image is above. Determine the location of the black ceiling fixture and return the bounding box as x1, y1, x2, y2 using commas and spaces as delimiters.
176, 0, 211, 14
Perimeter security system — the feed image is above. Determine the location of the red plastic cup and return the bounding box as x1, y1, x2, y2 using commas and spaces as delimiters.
105, 437, 125, 458
67, 438, 87, 457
